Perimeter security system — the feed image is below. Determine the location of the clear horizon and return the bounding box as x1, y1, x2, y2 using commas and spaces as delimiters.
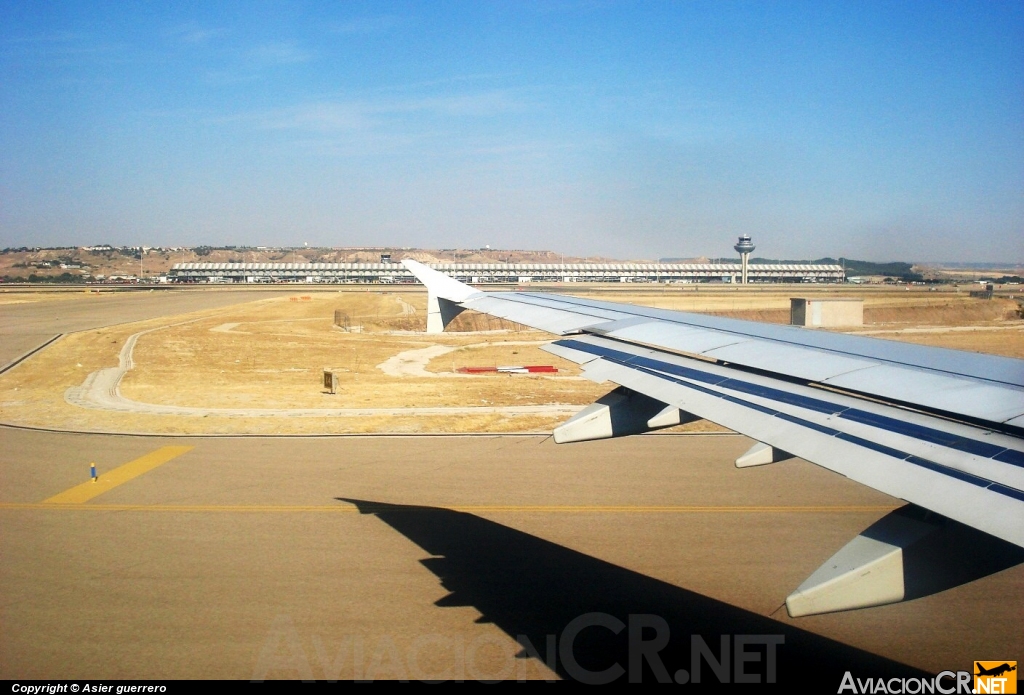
2, 2, 1022, 263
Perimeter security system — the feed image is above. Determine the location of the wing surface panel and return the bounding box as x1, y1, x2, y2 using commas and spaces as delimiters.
548, 335, 1024, 489
519, 292, 1024, 388
545, 337, 1020, 461
605, 315, 1024, 423
460, 294, 621, 334
582, 350, 1024, 544
543, 335, 1024, 547
465, 289, 1024, 387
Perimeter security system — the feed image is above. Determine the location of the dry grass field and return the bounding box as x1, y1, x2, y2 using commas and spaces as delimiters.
0, 285, 1020, 434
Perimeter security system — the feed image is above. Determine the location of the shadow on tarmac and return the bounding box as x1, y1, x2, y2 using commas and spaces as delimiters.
340, 498, 932, 685
892, 509, 1024, 601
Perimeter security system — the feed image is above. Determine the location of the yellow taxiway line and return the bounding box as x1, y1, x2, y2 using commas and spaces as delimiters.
41, 446, 194, 504
2, 503, 895, 514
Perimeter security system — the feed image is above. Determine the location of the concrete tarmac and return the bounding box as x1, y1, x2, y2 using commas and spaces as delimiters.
1, 428, 1021, 682
0, 288, 288, 367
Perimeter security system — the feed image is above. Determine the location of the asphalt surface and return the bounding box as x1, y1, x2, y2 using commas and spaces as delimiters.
0, 287, 288, 368
3, 430, 1022, 682
0, 289, 1021, 683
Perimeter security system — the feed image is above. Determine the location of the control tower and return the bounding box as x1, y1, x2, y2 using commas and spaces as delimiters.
734, 234, 755, 284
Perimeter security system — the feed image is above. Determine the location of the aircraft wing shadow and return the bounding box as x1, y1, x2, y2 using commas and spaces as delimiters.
339, 498, 931, 684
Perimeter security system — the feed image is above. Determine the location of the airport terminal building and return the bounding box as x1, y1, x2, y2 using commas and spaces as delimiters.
168, 261, 845, 284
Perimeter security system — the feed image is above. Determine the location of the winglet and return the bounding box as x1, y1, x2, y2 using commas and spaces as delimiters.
402, 259, 481, 303
402, 259, 481, 333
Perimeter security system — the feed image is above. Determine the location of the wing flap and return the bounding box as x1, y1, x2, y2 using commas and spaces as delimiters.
597, 320, 751, 354
822, 365, 1024, 424
701, 340, 879, 382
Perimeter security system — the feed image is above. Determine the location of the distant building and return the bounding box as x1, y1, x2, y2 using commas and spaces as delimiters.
169, 261, 844, 284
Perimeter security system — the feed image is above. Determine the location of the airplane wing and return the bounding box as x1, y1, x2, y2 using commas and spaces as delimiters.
403, 260, 1024, 616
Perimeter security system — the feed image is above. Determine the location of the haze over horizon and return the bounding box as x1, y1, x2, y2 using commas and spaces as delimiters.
2, 2, 1021, 263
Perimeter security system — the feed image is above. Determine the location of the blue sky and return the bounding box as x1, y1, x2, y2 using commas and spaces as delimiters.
1, 1, 1021, 262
